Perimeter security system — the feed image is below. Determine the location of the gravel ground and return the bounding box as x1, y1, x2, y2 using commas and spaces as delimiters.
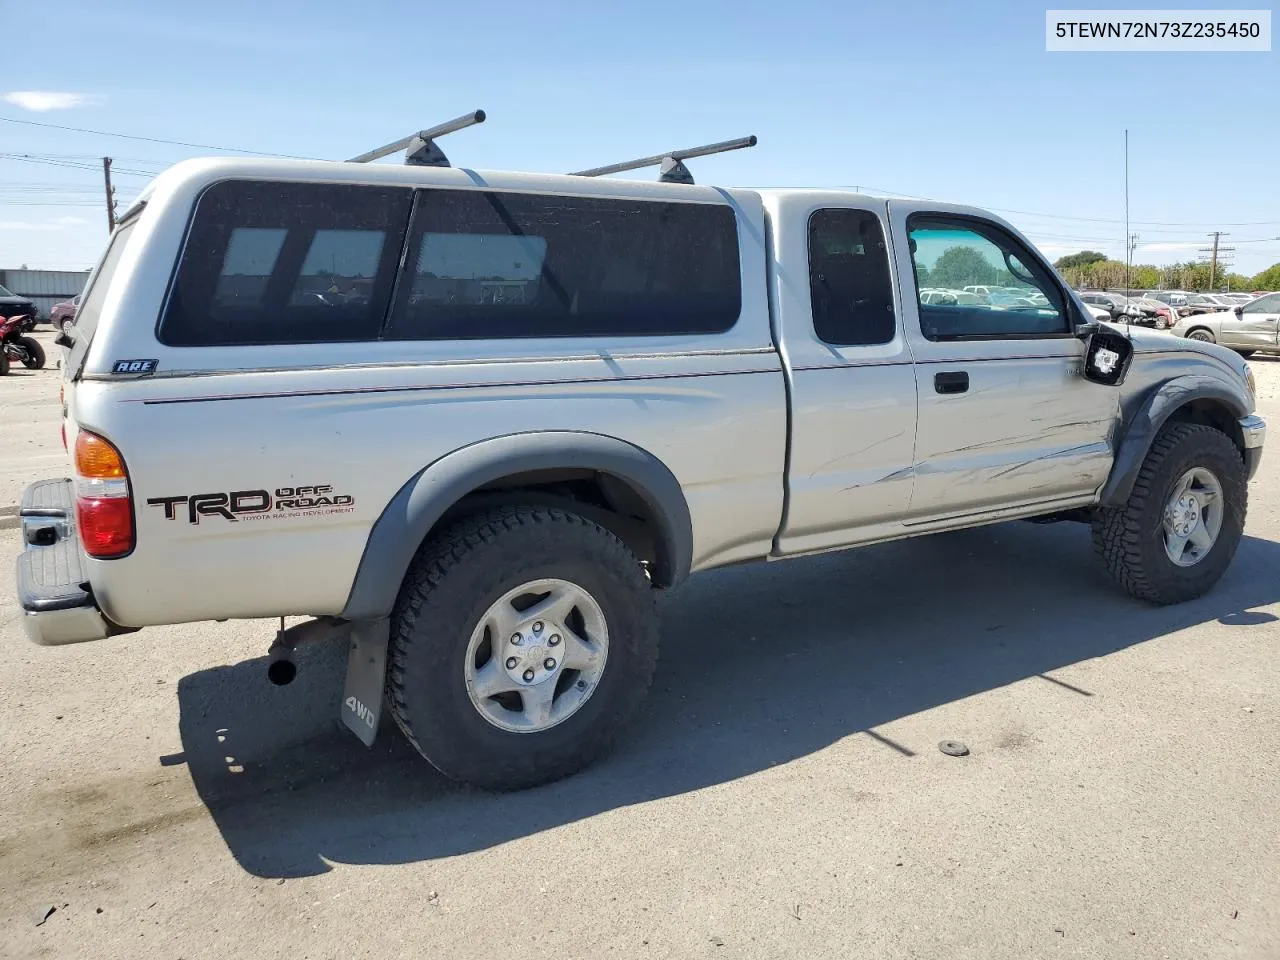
1, 331, 1277, 959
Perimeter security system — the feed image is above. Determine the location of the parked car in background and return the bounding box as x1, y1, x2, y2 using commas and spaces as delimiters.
0, 282, 37, 321
50, 295, 79, 330
1129, 297, 1175, 329
1078, 291, 1142, 321
1171, 292, 1280, 355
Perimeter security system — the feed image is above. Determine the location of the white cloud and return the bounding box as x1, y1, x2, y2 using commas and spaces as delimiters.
52, 216, 89, 226
1, 91, 101, 112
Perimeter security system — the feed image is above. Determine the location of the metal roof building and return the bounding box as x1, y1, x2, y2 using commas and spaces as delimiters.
0, 268, 92, 320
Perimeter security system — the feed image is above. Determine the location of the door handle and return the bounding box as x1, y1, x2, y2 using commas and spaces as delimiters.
934, 371, 969, 394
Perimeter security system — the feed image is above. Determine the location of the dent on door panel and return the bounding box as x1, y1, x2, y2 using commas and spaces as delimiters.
909, 355, 1115, 518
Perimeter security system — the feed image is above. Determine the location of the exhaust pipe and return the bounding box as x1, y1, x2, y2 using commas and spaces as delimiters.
264, 616, 346, 686
266, 640, 297, 686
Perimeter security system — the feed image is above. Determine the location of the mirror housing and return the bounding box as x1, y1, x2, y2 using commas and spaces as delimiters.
1233, 305, 1244, 318
1082, 330, 1134, 387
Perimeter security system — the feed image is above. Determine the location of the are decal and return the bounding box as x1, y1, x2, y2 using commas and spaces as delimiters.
146, 485, 355, 524
111, 359, 158, 375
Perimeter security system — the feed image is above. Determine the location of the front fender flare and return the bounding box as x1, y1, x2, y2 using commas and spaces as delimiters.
340, 432, 692, 621
1099, 374, 1249, 507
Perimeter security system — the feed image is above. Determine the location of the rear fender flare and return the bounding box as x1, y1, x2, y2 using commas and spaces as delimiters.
340, 431, 692, 621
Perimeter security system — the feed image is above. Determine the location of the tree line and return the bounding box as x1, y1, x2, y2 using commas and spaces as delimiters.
1053, 251, 1280, 292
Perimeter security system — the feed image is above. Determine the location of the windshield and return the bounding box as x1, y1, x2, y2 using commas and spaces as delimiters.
0, 283, 13, 297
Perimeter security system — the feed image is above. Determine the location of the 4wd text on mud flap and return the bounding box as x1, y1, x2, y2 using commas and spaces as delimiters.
345, 696, 376, 729
146, 485, 354, 523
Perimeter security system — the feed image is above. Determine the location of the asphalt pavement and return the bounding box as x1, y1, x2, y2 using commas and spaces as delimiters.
1, 330, 1277, 959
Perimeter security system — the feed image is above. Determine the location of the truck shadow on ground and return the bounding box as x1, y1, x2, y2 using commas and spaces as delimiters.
175, 520, 1280, 877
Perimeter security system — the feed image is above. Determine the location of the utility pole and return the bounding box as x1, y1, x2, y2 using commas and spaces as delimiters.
102, 157, 117, 231
1123, 129, 1129, 296
1198, 231, 1235, 290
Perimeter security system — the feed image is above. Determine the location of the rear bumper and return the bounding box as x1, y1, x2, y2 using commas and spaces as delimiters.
1240, 414, 1265, 480
15, 478, 122, 645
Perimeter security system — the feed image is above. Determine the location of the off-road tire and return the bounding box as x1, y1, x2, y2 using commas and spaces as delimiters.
387, 504, 659, 790
1092, 422, 1246, 604
16, 336, 45, 369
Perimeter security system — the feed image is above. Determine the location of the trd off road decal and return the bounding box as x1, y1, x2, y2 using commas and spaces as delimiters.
146, 485, 355, 524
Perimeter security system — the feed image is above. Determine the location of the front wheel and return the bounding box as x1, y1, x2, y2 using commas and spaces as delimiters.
1235, 350, 1256, 358
16, 336, 45, 369
1092, 423, 1246, 604
387, 504, 659, 790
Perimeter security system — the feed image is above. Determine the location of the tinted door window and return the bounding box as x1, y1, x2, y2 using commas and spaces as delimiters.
386, 190, 741, 340
160, 181, 412, 346
909, 216, 1068, 340
807, 209, 896, 346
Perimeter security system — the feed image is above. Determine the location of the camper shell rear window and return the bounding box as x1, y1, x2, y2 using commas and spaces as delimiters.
159, 180, 742, 346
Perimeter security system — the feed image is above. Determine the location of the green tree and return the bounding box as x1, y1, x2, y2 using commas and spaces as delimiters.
1222, 272, 1253, 292
929, 246, 996, 288
1252, 263, 1280, 290
1054, 250, 1107, 270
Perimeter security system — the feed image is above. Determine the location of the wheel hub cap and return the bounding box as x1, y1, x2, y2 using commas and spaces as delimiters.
1161, 466, 1224, 567
464, 578, 609, 734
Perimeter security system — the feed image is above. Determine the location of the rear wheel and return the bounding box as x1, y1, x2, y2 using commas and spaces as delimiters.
16, 336, 45, 369
1187, 328, 1216, 343
387, 504, 659, 790
1236, 349, 1256, 358
1092, 422, 1246, 604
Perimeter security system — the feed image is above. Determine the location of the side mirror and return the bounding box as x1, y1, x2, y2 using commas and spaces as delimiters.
1233, 305, 1244, 318
1082, 330, 1134, 387
1075, 320, 1100, 338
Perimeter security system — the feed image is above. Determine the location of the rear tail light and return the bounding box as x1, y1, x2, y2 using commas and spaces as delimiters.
74, 431, 134, 558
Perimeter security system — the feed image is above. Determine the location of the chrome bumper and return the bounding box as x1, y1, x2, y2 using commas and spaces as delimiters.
1240, 414, 1265, 480
15, 478, 115, 645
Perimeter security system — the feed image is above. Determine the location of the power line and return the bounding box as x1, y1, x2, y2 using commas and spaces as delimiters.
0, 114, 319, 160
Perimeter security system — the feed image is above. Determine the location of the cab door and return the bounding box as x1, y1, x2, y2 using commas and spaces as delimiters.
772, 199, 919, 555
886, 201, 1117, 521
1231, 293, 1280, 349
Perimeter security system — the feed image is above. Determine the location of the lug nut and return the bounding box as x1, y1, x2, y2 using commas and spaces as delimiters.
506, 657, 518, 669
522, 669, 535, 682
533, 621, 544, 633
549, 634, 561, 646
544, 658, 556, 670
510, 633, 522, 645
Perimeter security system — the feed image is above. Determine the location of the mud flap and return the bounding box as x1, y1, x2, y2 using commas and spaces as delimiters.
341, 617, 389, 746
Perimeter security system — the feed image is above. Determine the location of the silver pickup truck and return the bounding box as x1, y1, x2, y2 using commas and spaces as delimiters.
16, 148, 1264, 789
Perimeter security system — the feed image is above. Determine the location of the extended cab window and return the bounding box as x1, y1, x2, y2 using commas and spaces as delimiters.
160, 181, 412, 346
908, 216, 1068, 341
386, 190, 741, 339
807, 209, 896, 346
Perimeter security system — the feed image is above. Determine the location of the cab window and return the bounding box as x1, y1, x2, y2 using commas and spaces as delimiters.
908, 215, 1068, 340
807, 209, 896, 346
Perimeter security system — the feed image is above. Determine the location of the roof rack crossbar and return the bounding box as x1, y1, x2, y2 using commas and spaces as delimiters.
346, 110, 487, 167
569, 135, 757, 184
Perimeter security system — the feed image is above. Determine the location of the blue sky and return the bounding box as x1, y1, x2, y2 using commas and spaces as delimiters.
2, 0, 1277, 276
